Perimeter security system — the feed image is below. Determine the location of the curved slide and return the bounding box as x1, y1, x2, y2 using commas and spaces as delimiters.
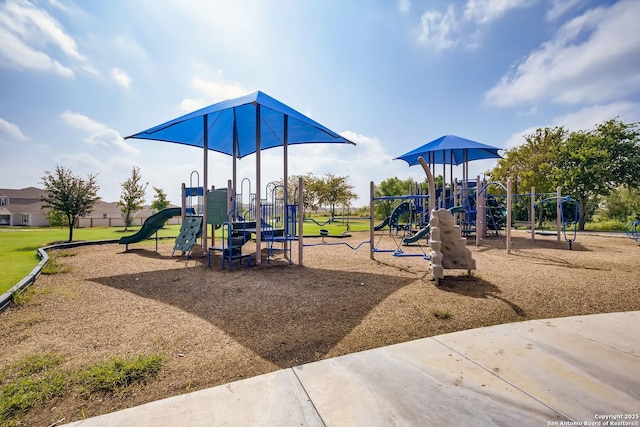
402, 226, 430, 245
373, 216, 390, 231
375, 201, 411, 231
119, 207, 182, 246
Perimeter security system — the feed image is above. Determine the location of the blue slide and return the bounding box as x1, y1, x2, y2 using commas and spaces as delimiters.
375, 201, 411, 231
119, 207, 182, 247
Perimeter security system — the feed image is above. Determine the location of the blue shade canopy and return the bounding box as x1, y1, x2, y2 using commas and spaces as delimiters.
395, 135, 501, 166
125, 91, 354, 156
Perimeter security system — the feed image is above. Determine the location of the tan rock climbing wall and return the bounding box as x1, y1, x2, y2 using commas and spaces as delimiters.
429, 208, 476, 281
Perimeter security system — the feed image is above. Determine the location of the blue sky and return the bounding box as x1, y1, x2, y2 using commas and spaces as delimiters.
1, 0, 639, 205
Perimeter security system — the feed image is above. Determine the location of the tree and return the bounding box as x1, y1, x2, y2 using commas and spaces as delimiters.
46, 209, 69, 228
487, 119, 640, 230
373, 176, 433, 220
118, 167, 147, 230
40, 166, 100, 242
553, 119, 640, 229
273, 173, 319, 213
601, 185, 640, 222
314, 173, 356, 218
374, 177, 413, 219
488, 126, 566, 196
150, 187, 170, 212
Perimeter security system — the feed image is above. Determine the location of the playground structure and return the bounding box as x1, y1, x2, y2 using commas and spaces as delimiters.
625, 217, 640, 242
170, 175, 301, 269
118, 207, 184, 251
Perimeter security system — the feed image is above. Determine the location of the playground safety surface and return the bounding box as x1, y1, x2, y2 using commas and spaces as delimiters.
1, 231, 639, 425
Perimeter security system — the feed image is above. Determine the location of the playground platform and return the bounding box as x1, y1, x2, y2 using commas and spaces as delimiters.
63, 311, 639, 426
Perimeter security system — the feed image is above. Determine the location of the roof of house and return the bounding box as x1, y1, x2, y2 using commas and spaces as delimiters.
1, 201, 47, 214
0, 187, 46, 199
93, 200, 122, 215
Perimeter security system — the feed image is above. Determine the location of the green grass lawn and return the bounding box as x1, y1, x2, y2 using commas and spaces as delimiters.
0, 225, 182, 294
0, 218, 374, 295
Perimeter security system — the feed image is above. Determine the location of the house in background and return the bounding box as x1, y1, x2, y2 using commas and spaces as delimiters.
1, 187, 181, 227
0, 187, 49, 226
76, 201, 181, 227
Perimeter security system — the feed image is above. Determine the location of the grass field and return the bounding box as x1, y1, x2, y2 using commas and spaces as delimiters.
0, 225, 182, 294
0, 217, 372, 294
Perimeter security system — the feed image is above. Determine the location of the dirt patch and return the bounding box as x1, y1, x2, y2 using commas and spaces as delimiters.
1, 231, 639, 425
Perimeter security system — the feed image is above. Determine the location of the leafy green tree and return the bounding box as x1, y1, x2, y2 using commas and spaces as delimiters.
375, 177, 412, 220
488, 127, 566, 224
373, 177, 433, 220
488, 119, 640, 229
489, 126, 565, 195
553, 119, 640, 229
40, 166, 100, 242
314, 173, 356, 218
118, 167, 147, 230
601, 185, 640, 221
150, 187, 170, 212
273, 173, 319, 213
46, 209, 69, 228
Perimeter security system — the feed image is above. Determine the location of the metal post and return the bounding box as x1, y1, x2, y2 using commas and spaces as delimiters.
298, 177, 304, 266
202, 115, 208, 252
370, 181, 375, 260
531, 187, 536, 241
255, 104, 261, 265
506, 178, 512, 254
284, 115, 289, 259
181, 183, 186, 223
232, 108, 238, 222
476, 175, 481, 246
556, 186, 562, 242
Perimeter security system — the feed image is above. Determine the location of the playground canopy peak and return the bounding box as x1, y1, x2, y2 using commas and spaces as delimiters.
394, 134, 501, 166
125, 91, 355, 158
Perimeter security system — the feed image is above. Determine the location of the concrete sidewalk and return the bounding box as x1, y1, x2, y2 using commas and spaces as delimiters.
64, 311, 640, 426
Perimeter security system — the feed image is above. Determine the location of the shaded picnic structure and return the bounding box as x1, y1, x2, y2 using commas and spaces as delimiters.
126, 91, 355, 266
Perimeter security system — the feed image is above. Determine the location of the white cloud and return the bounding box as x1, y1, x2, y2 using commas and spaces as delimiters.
60, 111, 140, 155
485, 0, 640, 107
545, 0, 580, 21
0, 117, 28, 142
0, 0, 89, 76
56, 152, 104, 170
0, 27, 74, 76
415, 5, 459, 51
398, 0, 411, 13
502, 101, 640, 149
179, 98, 207, 112
463, 0, 534, 24
179, 77, 251, 112
415, 0, 536, 50
552, 101, 640, 131
111, 67, 132, 89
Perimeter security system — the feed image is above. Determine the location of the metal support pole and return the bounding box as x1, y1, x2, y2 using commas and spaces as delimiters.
506, 178, 512, 254
531, 187, 536, 241
255, 104, 262, 265
476, 175, 481, 246
556, 186, 562, 242
298, 177, 304, 266
202, 115, 208, 252
370, 181, 375, 260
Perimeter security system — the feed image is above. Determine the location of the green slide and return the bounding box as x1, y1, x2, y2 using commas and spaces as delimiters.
402, 226, 429, 245
119, 207, 183, 246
